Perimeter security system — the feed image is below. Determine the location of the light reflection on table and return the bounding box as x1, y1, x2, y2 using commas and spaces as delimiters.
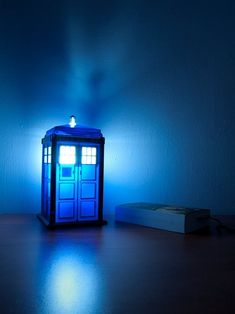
38, 244, 102, 314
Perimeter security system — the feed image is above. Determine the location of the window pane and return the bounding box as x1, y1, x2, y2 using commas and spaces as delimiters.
86, 156, 91, 164
71, 146, 75, 154
59, 145, 76, 164
81, 146, 97, 164
82, 156, 87, 164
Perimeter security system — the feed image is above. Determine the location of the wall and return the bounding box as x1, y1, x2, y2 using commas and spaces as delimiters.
0, 0, 234, 214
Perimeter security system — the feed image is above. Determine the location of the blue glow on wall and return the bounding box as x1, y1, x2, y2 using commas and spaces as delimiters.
0, 0, 234, 214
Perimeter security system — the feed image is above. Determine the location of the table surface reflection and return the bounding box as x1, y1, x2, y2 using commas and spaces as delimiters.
0, 214, 235, 314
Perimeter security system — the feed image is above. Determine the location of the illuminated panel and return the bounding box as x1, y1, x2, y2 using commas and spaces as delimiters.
81, 147, 97, 165
43, 146, 52, 164
43, 147, 47, 163
59, 146, 76, 165
48, 146, 51, 164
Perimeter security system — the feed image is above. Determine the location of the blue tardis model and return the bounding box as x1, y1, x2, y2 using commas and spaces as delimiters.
38, 116, 106, 228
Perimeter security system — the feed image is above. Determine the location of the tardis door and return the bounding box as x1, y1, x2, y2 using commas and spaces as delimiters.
55, 144, 99, 223
56, 145, 78, 223
78, 146, 99, 221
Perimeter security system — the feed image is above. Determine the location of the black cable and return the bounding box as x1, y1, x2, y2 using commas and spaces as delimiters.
210, 216, 235, 234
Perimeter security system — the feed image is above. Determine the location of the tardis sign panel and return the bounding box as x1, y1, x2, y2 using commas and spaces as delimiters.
39, 118, 105, 227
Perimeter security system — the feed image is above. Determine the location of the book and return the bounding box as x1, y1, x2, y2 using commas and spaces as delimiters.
115, 203, 210, 233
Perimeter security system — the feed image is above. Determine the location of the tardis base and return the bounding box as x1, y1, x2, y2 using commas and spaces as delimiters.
37, 214, 107, 229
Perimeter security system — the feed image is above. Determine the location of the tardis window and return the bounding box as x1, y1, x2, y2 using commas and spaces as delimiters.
43, 146, 52, 163
48, 146, 51, 164
44, 147, 47, 164
59, 146, 76, 164
81, 147, 97, 165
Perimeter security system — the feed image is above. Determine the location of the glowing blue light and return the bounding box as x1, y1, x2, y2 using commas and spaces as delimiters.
69, 115, 76, 128
51, 259, 79, 307
81, 146, 96, 164
42, 247, 101, 314
59, 145, 76, 164
48, 146, 51, 164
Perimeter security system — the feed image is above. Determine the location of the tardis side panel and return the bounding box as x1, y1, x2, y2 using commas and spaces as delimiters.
49, 136, 57, 226
41, 141, 46, 218
98, 140, 105, 222
41, 138, 52, 222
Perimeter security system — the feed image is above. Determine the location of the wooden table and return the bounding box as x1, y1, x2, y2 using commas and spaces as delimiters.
0, 214, 235, 314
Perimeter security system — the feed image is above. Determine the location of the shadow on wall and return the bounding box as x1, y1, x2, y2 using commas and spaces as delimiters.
80, 70, 107, 125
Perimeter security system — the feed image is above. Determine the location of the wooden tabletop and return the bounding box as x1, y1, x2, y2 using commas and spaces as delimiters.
0, 214, 235, 314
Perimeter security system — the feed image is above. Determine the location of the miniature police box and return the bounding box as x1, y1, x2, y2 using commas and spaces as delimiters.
38, 116, 106, 228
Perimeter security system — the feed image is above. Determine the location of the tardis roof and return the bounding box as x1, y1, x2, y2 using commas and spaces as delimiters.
45, 124, 103, 139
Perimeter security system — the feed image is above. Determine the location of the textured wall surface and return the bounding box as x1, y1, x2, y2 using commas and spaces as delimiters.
0, 0, 234, 214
